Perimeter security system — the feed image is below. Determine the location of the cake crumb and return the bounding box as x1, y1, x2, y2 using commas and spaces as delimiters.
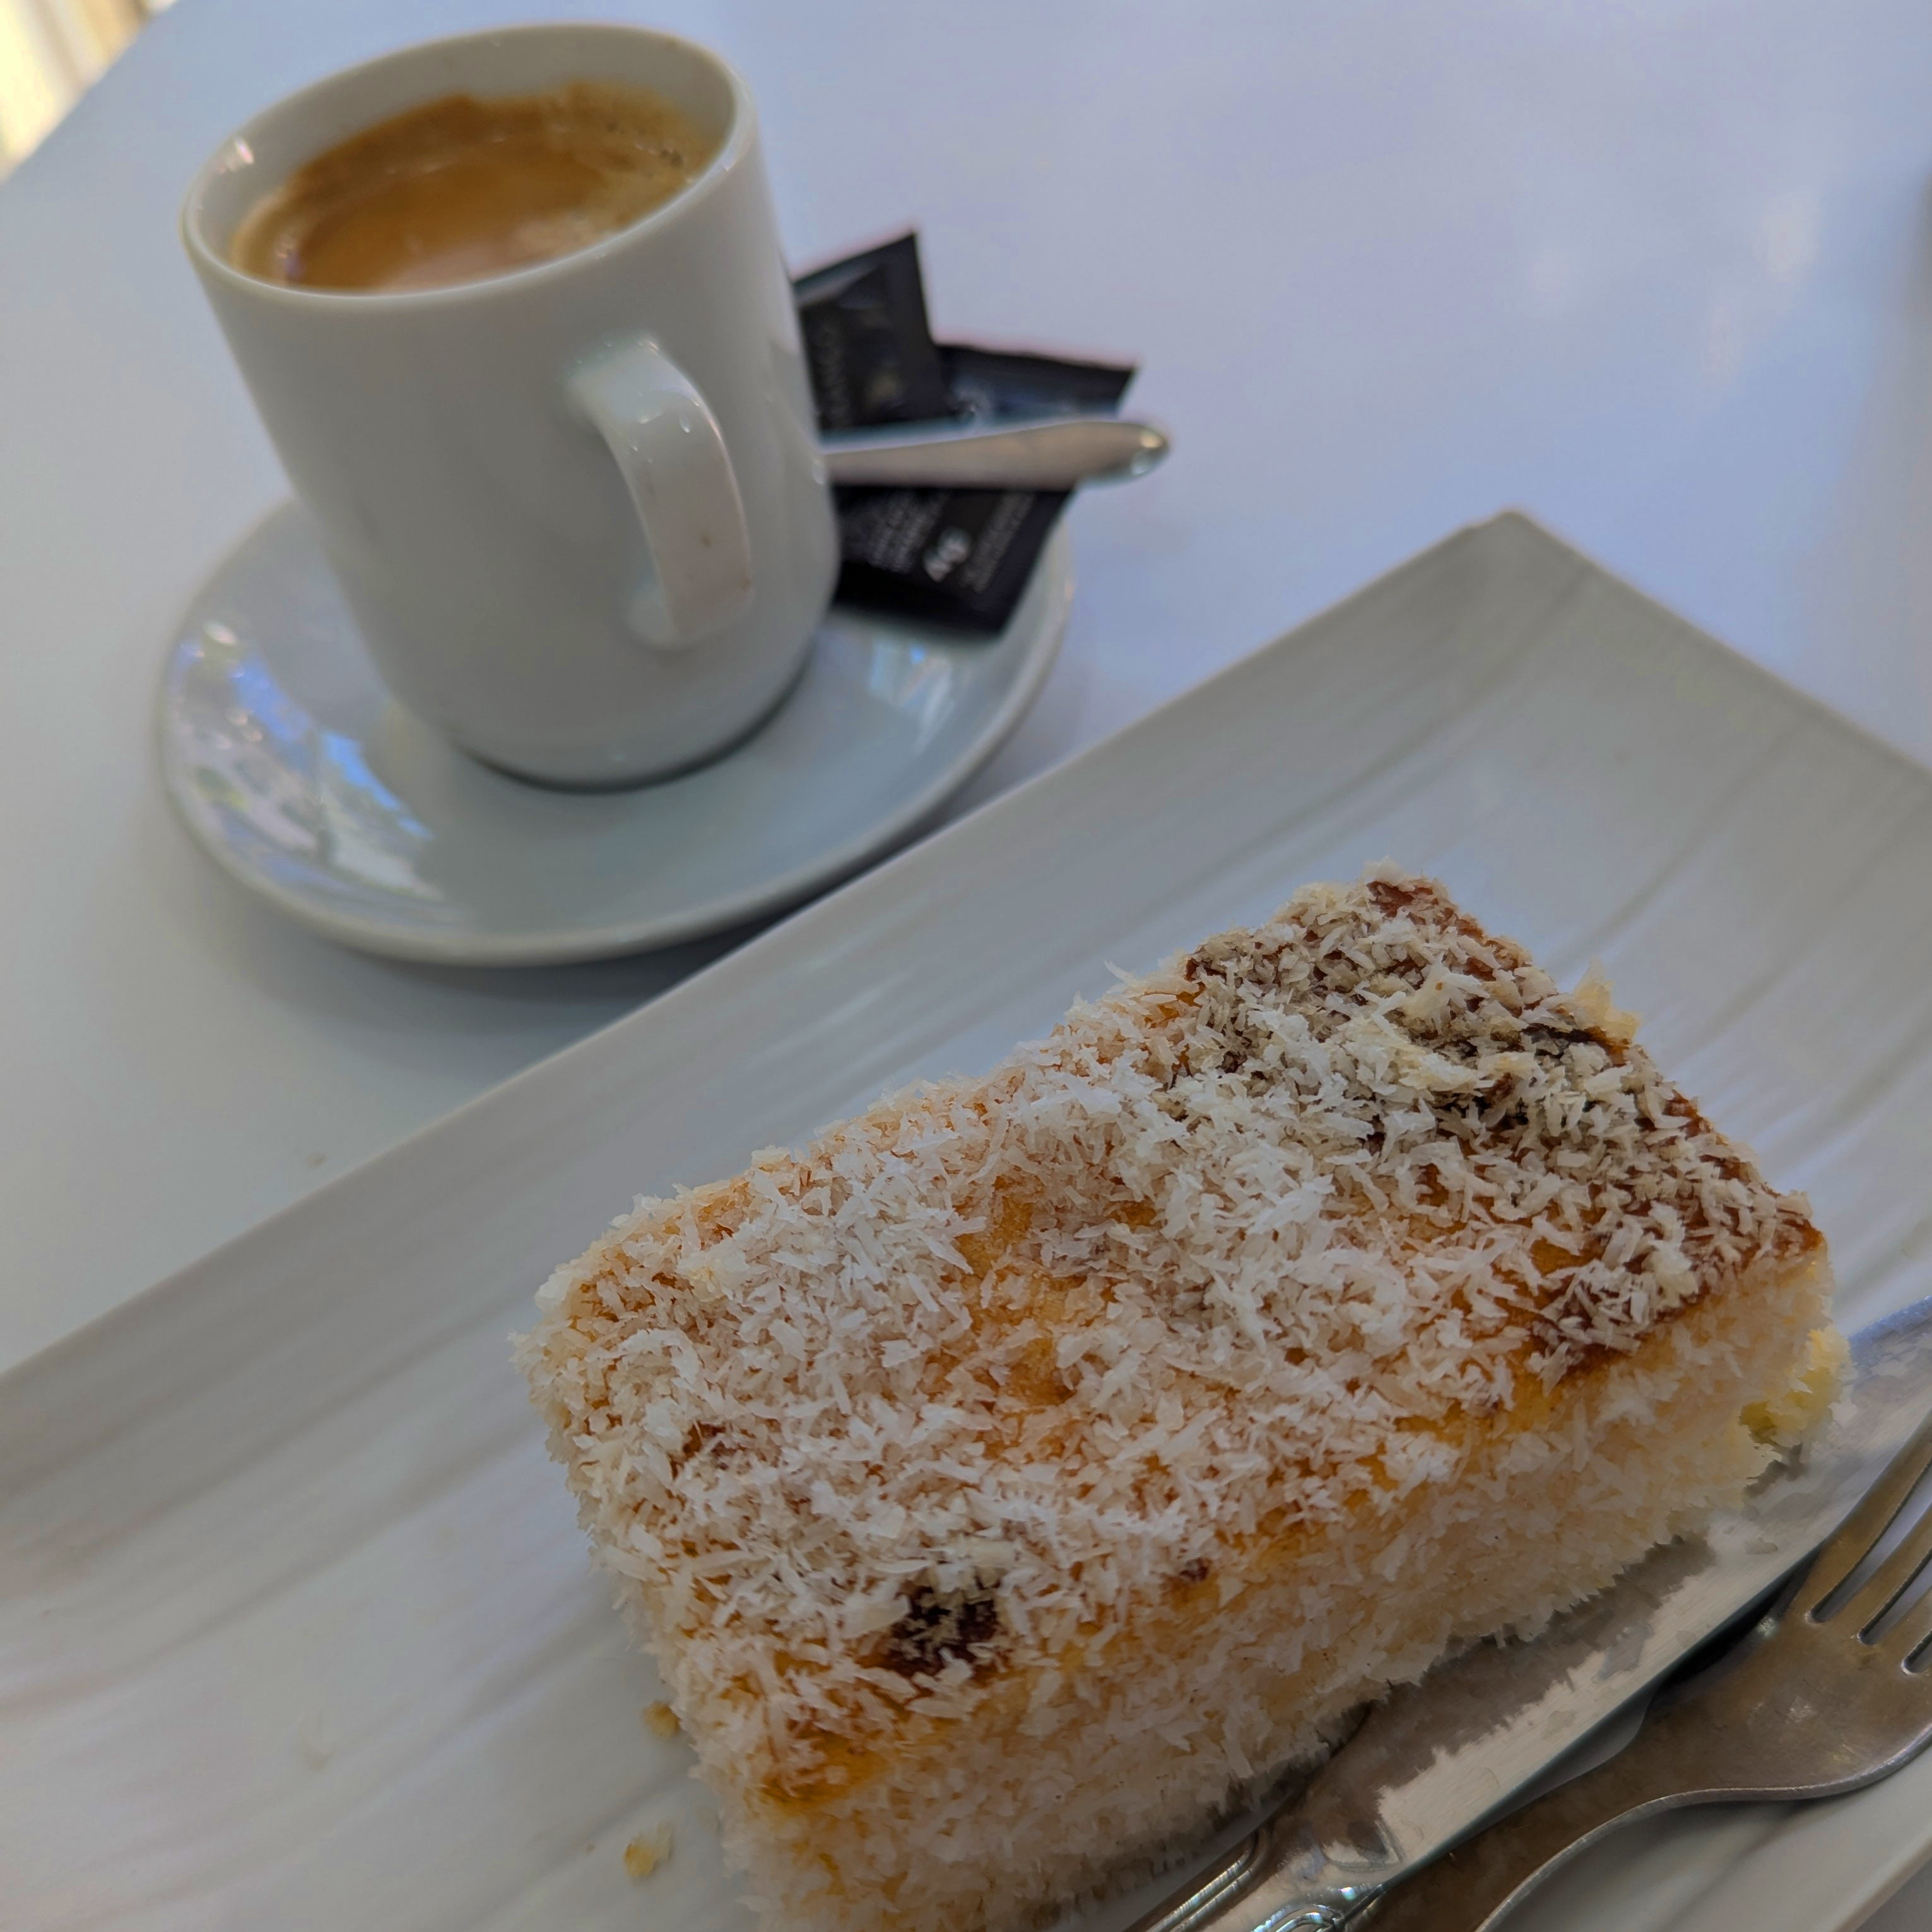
294, 1707, 334, 1769
644, 1700, 680, 1739
623, 1823, 674, 1879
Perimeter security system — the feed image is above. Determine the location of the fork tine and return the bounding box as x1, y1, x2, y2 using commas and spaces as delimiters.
1791, 1411, 1932, 1620
1876, 1567, 1932, 1666
1837, 1495, 1932, 1636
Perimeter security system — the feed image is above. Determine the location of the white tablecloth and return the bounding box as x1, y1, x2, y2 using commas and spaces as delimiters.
12, 0, 1932, 1322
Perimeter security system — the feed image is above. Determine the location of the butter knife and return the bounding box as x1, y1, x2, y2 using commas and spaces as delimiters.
1124, 1296, 1932, 1932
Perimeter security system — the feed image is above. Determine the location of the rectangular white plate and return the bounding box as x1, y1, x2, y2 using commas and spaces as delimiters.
9, 512, 1932, 1932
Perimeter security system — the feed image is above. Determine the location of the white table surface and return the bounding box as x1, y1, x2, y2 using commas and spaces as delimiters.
6, 3, 1932, 1920
11, 0, 1932, 1311
12, 0, 1932, 1369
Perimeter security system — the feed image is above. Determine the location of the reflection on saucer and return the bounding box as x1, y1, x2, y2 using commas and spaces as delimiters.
160, 504, 1071, 965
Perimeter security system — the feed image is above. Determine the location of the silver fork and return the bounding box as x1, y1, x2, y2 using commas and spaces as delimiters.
1359, 1412, 1932, 1932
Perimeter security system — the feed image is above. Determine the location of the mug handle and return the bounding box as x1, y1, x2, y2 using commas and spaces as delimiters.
569, 338, 756, 650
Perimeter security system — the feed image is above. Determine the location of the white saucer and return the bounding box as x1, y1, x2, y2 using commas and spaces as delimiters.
158, 504, 1071, 965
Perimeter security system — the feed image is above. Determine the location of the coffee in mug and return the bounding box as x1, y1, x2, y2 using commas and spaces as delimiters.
230, 83, 720, 293
182, 25, 837, 790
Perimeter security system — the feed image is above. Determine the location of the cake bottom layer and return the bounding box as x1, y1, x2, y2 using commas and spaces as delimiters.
701, 1251, 1834, 1932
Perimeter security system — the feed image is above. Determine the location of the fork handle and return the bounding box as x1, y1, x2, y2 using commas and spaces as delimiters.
1357, 1701, 1721, 1932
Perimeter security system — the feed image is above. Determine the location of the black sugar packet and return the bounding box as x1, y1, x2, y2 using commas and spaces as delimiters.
792, 234, 1135, 634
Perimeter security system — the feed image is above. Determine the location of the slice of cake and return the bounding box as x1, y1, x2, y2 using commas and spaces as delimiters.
520, 865, 1834, 1932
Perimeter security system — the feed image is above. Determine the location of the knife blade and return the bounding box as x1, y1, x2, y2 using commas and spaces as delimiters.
1122, 1295, 1932, 1932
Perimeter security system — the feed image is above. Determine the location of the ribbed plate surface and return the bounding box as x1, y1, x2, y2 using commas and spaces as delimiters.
8, 512, 1931, 1931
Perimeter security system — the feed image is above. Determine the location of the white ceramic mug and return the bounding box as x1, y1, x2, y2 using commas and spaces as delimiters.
182, 24, 838, 789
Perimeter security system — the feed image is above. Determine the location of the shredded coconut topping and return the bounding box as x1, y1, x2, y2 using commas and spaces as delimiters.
522, 866, 1818, 1782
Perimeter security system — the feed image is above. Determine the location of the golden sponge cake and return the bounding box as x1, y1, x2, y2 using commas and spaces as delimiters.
520, 865, 1834, 1932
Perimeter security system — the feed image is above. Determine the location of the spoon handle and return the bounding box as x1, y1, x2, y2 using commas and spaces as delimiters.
820, 415, 1169, 489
